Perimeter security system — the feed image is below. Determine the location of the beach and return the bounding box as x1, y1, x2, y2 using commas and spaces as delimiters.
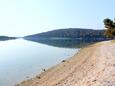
17, 40, 115, 86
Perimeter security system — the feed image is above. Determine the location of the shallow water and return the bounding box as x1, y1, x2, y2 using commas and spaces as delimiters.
0, 39, 78, 86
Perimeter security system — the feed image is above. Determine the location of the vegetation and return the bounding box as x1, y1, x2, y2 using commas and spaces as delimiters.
103, 18, 115, 38
25, 28, 107, 40
24, 28, 112, 46
0, 36, 16, 41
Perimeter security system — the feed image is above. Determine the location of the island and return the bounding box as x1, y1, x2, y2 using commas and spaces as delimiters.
0, 36, 17, 41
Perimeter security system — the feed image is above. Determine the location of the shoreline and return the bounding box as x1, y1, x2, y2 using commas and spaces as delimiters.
17, 40, 115, 86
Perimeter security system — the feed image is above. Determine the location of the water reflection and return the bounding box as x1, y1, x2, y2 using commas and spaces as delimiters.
24, 37, 99, 48
0, 39, 78, 86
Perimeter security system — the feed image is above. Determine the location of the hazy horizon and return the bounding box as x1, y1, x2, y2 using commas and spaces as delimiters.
0, 0, 115, 37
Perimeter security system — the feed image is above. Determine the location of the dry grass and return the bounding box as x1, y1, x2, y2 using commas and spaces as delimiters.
111, 40, 115, 43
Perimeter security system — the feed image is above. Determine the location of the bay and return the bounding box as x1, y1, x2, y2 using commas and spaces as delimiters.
0, 39, 78, 86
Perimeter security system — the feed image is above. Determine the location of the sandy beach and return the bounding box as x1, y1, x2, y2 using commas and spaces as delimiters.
17, 40, 115, 86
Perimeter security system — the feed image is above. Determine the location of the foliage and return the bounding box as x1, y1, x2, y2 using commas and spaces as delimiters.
25, 28, 110, 41
103, 18, 115, 38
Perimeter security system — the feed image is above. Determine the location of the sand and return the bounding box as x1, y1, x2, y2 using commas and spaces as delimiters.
17, 41, 115, 86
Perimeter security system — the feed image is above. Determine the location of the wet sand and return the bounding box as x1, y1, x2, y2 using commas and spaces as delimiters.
17, 41, 115, 86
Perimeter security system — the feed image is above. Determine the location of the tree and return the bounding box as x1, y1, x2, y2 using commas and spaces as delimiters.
103, 18, 115, 38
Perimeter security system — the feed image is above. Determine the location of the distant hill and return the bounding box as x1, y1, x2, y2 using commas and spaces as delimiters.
0, 36, 17, 41
23, 28, 112, 48
24, 28, 110, 41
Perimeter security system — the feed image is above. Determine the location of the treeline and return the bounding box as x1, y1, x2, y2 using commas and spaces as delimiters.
0, 36, 17, 41
103, 18, 115, 38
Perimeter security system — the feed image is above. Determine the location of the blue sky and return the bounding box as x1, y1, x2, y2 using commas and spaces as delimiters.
0, 0, 115, 36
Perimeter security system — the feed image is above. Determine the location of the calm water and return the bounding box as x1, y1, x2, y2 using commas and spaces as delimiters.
0, 39, 79, 86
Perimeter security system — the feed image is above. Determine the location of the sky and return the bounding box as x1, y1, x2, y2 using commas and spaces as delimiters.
0, 0, 115, 37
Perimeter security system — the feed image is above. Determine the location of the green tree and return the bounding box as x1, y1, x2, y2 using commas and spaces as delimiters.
103, 18, 115, 38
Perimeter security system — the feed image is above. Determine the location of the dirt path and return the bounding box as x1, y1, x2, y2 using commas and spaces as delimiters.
17, 41, 115, 86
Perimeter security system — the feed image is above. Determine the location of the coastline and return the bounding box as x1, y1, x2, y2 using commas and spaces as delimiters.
17, 40, 115, 86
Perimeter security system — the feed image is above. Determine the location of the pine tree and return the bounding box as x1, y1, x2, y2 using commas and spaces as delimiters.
103, 18, 115, 38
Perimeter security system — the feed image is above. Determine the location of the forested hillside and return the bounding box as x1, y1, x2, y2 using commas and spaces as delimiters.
24, 28, 108, 40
